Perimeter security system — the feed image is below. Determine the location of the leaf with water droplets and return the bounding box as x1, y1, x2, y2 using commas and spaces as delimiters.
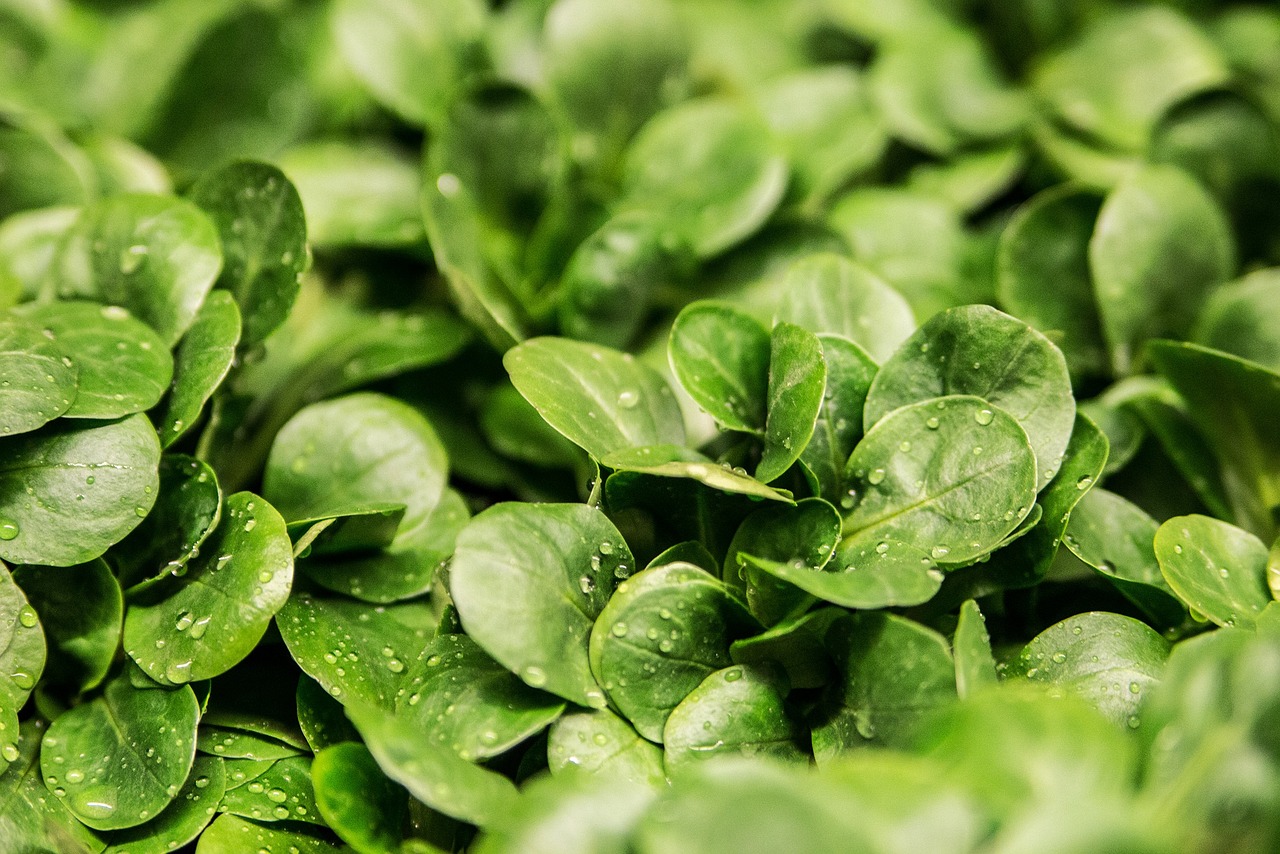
1065, 487, 1186, 627
312, 742, 407, 853
100, 755, 225, 854
40, 674, 198, 830
953, 600, 997, 699
154, 290, 241, 448
812, 613, 956, 760
396, 633, 565, 761
0, 312, 78, 437
864, 304, 1075, 490
196, 711, 308, 761
196, 812, 345, 853
123, 491, 293, 685
14, 559, 120, 695
0, 721, 103, 852
797, 334, 878, 505
724, 497, 840, 624
1009, 612, 1170, 730
189, 161, 307, 346
220, 755, 322, 826
602, 445, 794, 504
668, 301, 770, 433
756, 322, 826, 484
15, 301, 173, 419
663, 664, 806, 769
0, 413, 161, 566
451, 503, 629, 707
506, 336, 685, 460
589, 562, 757, 742
1155, 514, 1272, 630
0, 563, 45, 776
547, 709, 665, 787
345, 700, 519, 828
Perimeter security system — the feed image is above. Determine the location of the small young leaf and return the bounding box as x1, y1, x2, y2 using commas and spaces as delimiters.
1155, 514, 1272, 629
0, 312, 77, 436
668, 301, 770, 433
154, 290, 241, 446
547, 710, 665, 787
953, 600, 997, 699
756, 322, 826, 484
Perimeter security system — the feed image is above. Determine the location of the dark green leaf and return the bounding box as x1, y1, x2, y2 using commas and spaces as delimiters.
0, 563, 44, 773
15, 560, 119, 694
668, 301, 769, 433
756, 322, 825, 484
1155, 514, 1272, 630
663, 664, 806, 768
313, 742, 406, 854
112, 454, 222, 591
546, 710, 665, 787
0, 312, 77, 436
798, 335, 877, 504
154, 290, 241, 446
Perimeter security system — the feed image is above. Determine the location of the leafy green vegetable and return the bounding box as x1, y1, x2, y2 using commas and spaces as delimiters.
0, 312, 77, 436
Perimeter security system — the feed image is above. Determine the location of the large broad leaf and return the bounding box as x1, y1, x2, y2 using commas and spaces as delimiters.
0, 564, 44, 775
312, 742, 407, 853
864, 304, 1075, 489
842, 395, 1038, 577
0, 312, 77, 436
619, 98, 788, 258
263, 393, 450, 602
996, 184, 1107, 381
40, 676, 198, 831
396, 633, 565, 761
1148, 340, 1280, 540
1155, 514, 1272, 630
505, 337, 685, 460
1089, 165, 1235, 375
547, 710, 665, 787
189, 161, 307, 346
589, 562, 756, 742
123, 492, 293, 686
812, 613, 956, 759
100, 755, 225, 854
668, 301, 770, 434
332, 0, 487, 129
450, 503, 629, 707
663, 664, 806, 768
154, 290, 241, 446
345, 701, 519, 828
543, 0, 689, 174
0, 414, 161, 566
196, 813, 344, 853
774, 253, 914, 364
1011, 612, 1170, 730
277, 593, 433, 711
14, 560, 119, 694
1064, 487, 1185, 627
17, 301, 172, 420
62, 194, 223, 345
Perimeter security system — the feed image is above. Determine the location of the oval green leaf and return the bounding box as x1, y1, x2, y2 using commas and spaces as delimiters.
757, 322, 826, 484
663, 664, 805, 769
668, 301, 770, 433
1155, 514, 1272, 629
154, 290, 241, 446
0, 312, 77, 436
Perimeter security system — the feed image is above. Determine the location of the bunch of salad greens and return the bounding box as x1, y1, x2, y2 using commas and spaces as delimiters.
3, 0, 1280, 851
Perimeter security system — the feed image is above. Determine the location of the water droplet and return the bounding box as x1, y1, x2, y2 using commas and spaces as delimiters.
1173, 544, 1182, 554
1051, 652, 1066, 664
243, 518, 256, 532
1127, 716, 1141, 729
723, 668, 743, 682
188, 616, 210, 640
599, 541, 614, 555
925, 416, 940, 430
617, 390, 639, 409
194, 776, 210, 789
523, 666, 548, 687
267, 788, 288, 804
1, 744, 18, 763
18, 606, 37, 628
1129, 681, 1141, 694
579, 576, 595, 594
611, 622, 629, 638
135, 506, 148, 518
386, 658, 404, 673
867, 468, 886, 485
175, 611, 194, 632
0, 519, 18, 541
65, 769, 84, 784
899, 441, 912, 452
930, 545, 950, 560
165, 661, 193, 684
974, 408, 994, 426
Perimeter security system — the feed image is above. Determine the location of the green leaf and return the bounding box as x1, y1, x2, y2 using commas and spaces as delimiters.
668, 301, 770, 433
189, 161, 307, 346
601, 446, 795, 504
619, 98, 788, 258
1033, 7, 1229, 151
0, 311, 77, 436
480, 383, 583, 470
295, 678, 360, 754
287, 504, 407, 560
1065, 487, 1186, 627
1148, 340, 1280, 539
725, 497, 839, 624
1194, 268, 1280, 374
798, 335, 878, 504
100, 755, 223, 853
1155, 514, 1272, 630
775, 254, 914, 364
1010, 612, 1170, 730
543, 0, 689, 174
547, 710, 665, 788
757, 322, 826, 484
663, 664, 806, 768
1124, 394, 1233, 522
0, 721, 104, 853
41, 676, 198, 830
0, 206, 79, 305
0, 118, 92, 220
589, 562, 756, 742
277, 593, 433, 711
0, 563, 44, 772
744, 550, 941, 611
505, 337, 685, 459
0, 414, 161, 567
864, 305, 1075, 489
1089, 165, 1235, 375
154, 290, 241, 446
345, 701, 519, 828
396, 633, 565, 761
123, 492, 293, 686
14, 560, 119, 694
332, 0, 488, 128
63, 194, 223, 345
755, 66, 888, 206
953, 600, 997, 699
813, 613, 956, 758
996, 183, 1108, 381
282, 140, 426, 248
197, 813, 344, 853
451, 503, 629, 707
264, 393, 449, 602
220, 755, 321, 825
843, 395, 1039, 574
729, 608, 841, 691
313, 742, 406, 854
907, 143, 1026, 214
17, 301, 172, 419
112, 454, 222, 591
197, 715, 306, 762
